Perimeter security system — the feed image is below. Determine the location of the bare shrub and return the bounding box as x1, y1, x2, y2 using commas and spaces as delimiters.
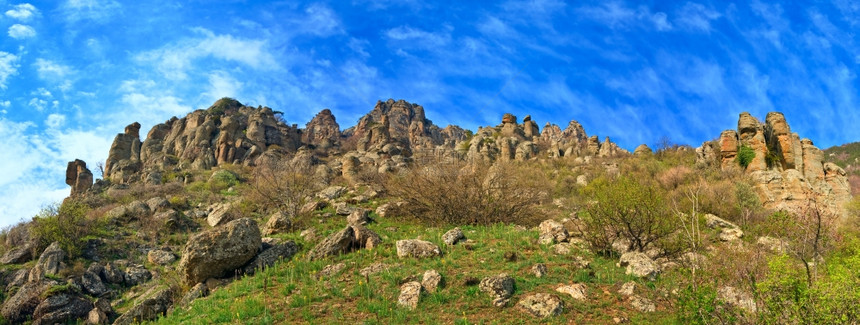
658, 165, 694, 190
246, 154, 320, 221
384, 160, 548, 226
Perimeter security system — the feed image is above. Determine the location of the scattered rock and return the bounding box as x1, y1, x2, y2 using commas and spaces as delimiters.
318, 186, 347, 200
179, 283, 208, 308
618, 252, 659, 280
479, 274, 515, 307
518, 293, 563, 318
307, 227, 355, 261
103, 263, 126, 284
618, 281, 636, 296
262, 211, 292, 236
717, 286, 757, 313
539, 219, 568, 244
351, 224, 382, 250
396, 239, 442, 258
206, 202, 235, 227
629, 295, 656, 312
398, 281, 422, 309
442, 227, 465, 245
359, 263, 392, 276
178, 218, 261, 284
87, 307, 109, 325
33, 292, 93, 325
0, 280, 55, 323
757, 236, 786, 253
81, 270, 107, 297
572, 256, 592, 269
113, 286, 174, 325
318, 263, 346, 278
347, 209, 372, 226
300, 228, 317, 242
504, 251, 518, 262
147, 249, 176, 265
422, 270, 442, 293
554, 242, 573, 255
145, 197, 171, 212
300, 201, 327, 215
375, 202, 405, 218
124, 265, 152, 286
334, 202, 353, 215
1, 244, 33, 265
243, 241, 299, 275
531, 263, 548, 278
719, 228, 744, 242
557, 283, 587, 301
29, 242, 65, 282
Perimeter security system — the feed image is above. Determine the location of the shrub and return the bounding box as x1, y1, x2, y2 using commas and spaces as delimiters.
209, 169, 239, 192
384, 160, 548, 226
246, 155, 319, 219
577, 176, 680, 255
736, 145, 755, 169
30, 200, 102, 258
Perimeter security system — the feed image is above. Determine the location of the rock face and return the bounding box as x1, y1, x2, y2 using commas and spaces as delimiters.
66, 159, 93, 196
348, 99, 462, 152
105, 122, 142, 183
178, 218, 261, 284
302, 109, 341, 149
32, 292, 93, 325
29, 242, 65, 282
695, 112, 852, 217
1, 280, 56, 323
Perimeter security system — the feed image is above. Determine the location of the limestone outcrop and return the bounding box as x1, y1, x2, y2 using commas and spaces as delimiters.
66, 159, 93, 196
302, 109, 341, 149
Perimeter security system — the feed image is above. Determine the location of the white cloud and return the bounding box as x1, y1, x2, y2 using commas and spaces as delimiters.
303, 4, 342, 36
0, 52, 20, 89
8, 24, 36, 39
60, 0, 121, 23
651, 12, 672, 31
204, 71, 243, 104
385, 26, 451, 47
135, 30, 279, 80
34, 58, 74, 82
0, 100, 10, 108
5, 3, 38, 21
675, 2, 721, 32
46, 114, 66, 128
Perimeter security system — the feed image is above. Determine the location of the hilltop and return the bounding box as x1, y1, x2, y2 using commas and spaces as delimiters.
0, 98, 857, 324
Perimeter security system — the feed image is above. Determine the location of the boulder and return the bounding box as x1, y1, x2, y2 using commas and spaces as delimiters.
113, 286, 174, 325
262, 211, 292, 236
307, 227, 355, 261
29, 242, 65, 282
66, 159, 94, 196
32, 292, 93, 325
147, 250, 176, 265
441, 227, 465, 245
179, 283, 208, 308
422, 270, 443, 293
618, 252, 659, 280
359, 263, 392, 276
398, 281, 422, 309
479, 273, 515, 307
347, 209, 372, 226
103, 262, 126, 284
538, 219, 568, 244
206, 202, 235, 227
518, 293, 563, 318
124, 265, 152, 286
81, 270, 107, 296
145, 197, 171, 212
318, 186, 347, 200
243, 241, 299, 275
531, 263, 548, 278
87, 307, 109, 324
630, 295, 656, 312
634, 144, 653, 156
557, 283, 587, 301
0, 280, 55, 322
178, 218, 261, 284
1, 244, 33, 265
351, 224, 382, 250
396, 239, 442, 258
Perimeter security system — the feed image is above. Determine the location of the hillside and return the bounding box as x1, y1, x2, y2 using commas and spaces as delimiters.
0, 99, 858, 324
824, 142, 860, 195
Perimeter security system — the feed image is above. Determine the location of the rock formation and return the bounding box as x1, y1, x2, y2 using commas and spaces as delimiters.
302, 109, 341, 149
696, 112, 852, 217
65, 159, 93, 196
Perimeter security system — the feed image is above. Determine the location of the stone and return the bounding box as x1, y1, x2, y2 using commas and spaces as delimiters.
1, 244, 33, 265
103, 262, 126, 284
145, 197, 171, 212
576, 175, 588, 186
442, 227, 465, 245
178, 218, 261, 284
0, 280, 55, 323
66, 159, 93, 196
206, 202, 235, 227
359, 263, 392, 276
87, 307, 109, 324
334, 202, 353, 216
618, 252, 659, 280
554, 242, 573, 255
5, 268, 28, 290
262, 211, 292, 236
29, 242, 65, 282
539, 219, 568, 245
634, 144, 653, 156
347, 209, 372, 226
113, 286, 174, 325
532, 263, 548, 278
307, 227, 355, 261
375, 201, 405, 218
719, 228, 744, 242
717, 286, 757, 313
179, 283, 208, 308
318, 263, 346, 278
124, 265, 152, 286
518, 293, 563, 318
303, 109, 341, 149
479, 273, 515, 307
396, 239, 442, 258
32, 292, 93, 325
82, 270, 107, 296
557, 283, 587, 301
147, 249, 176, 265
398, 281, 422, 309
757, 236, 786, 253
630, 295, 656, 312
619, 281, 636, 296
422, 269, 443, 293
351, 224, 382, 250
318, 186, 347, 200
300, 201, 327, 215
243, 241, 299, 275
501, 113, 517, 124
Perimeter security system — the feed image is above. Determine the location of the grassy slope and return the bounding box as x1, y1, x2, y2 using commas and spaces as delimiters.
824, 142, 860, 171
152, 210, 679, 324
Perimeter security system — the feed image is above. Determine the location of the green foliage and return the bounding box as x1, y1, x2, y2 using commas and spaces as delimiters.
736, 144, 755, 169
764, 144, 781, 168
677, 284, 731, 324
208, 97, 241, 116
578, 176, 681, 255
30, 200, 101, 258
209, 170, 239, 192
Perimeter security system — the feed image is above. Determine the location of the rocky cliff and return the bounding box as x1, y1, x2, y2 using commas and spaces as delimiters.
696, 112, 852, 217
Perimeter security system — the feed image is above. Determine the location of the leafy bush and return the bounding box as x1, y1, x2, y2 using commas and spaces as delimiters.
384, 160, 548, 226
577, 176, 680, 255
736, 145, 755, 169
30, 200, 101, 258
209, 169, 239, 192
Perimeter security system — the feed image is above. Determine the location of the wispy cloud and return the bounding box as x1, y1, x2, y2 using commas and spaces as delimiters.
8, 24, 36, 39
675, 2, 721, 32
60, 0, 121, 23
5, 3, 39, 21
0, 52, 20, 89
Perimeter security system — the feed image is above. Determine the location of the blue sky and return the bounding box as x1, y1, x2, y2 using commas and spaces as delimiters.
0, 0, 858, 227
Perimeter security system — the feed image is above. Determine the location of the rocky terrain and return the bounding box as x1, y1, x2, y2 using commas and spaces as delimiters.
0, 98, 856, 324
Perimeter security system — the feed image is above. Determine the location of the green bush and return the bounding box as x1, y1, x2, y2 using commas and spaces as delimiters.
209, 170, 239, 192
736, 145, 755, 169
30, 200, 101, 258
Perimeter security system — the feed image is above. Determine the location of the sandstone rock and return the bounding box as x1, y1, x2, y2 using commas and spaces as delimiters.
422, 269, 443, 293
32, 292, 93, 325
307, 227, 355, 261
29, 242, 65, 282
719, 130, 740, 169
630, 295, 656, 312
243, 241, 298, 275
113, 286, 174, 325
300, 200, 327, 215
66, 159, 93, 196
704, 214, 737, 229
351, 224, 382, 250
179, 218, 261, 284
206, 202, 235, 227
334, 202, 353, 215
375, 202, 404, 218
618, 252, 659, 280
539, 219, 568, 245
442, 227, 465, 245
105, 122, 142, 183
479, 273, 515, 307
756, 236, 786, 254
634, 144, 653, 156
398, 281, 422, 309
262, 211, 292, 236
518, 293, 563, 318
0, 280, 55, 323
532, 263, 548, 278
557, 283, 587, 301
719, 228, 744, 242
147, 250, 176, 265
303, 109, 341, 149
87, 307, 109, 324
576, 175, 588, 186
396, 239, 442, 258
618, 281, 636, 296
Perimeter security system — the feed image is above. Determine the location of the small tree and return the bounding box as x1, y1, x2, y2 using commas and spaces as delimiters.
30, 200, 99, 258
247, 155, 318, 220
736, 145, 755, 169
